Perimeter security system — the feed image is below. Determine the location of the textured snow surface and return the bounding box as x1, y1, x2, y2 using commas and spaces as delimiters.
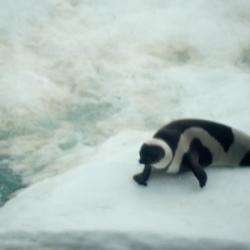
0, 131, 250, 249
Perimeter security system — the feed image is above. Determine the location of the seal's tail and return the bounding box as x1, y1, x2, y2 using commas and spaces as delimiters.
240, 152, 250, 167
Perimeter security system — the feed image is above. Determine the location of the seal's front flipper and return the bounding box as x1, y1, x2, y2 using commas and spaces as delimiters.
133, 174, 148, 186
133, 165, 152, 186
190, 163, 207, 188
187, 153, 207, 188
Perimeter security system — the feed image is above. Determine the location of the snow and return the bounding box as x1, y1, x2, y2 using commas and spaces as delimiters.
1, 131, 250, 249
1, 0, 250, 248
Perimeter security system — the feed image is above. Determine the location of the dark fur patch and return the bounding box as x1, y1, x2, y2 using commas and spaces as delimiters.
191, 138, 213, 166
154, 119, 234, 153
153, 129, 180, 154
240, 152, 250, 167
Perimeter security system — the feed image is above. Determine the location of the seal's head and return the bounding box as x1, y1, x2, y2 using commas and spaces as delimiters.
139, 138, 173, 170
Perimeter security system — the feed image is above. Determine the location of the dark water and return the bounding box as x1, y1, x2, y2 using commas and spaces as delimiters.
0, 162, 24, 205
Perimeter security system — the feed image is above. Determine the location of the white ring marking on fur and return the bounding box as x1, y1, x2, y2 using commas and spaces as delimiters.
146, 138, 173, 170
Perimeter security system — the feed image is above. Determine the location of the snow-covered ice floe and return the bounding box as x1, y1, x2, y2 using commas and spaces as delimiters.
0, 131, 249, 249
1, 0, 250, 248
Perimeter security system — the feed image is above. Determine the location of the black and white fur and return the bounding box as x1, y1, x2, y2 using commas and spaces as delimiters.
133, 119, 250, 188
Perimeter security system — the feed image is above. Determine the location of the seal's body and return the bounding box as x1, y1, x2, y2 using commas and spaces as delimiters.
134, 119, 250, 187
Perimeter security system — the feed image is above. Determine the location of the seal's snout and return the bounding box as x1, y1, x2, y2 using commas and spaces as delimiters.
139, 158, 143, 164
